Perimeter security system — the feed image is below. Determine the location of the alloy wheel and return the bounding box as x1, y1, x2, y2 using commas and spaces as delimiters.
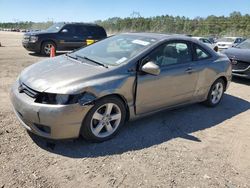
44, 43, 53, 55
90, 103, 122, 138
211, 82, 224, 104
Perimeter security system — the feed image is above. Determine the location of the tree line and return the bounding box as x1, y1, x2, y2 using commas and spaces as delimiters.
1, 12, 250, 37
0, 21, 53, 30
96, 12, 250, 37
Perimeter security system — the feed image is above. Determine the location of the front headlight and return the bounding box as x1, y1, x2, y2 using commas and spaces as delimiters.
55, 94, 69, 104
30, 36, 38, 43
35, 92, 96, 105
35, 93, 69, 105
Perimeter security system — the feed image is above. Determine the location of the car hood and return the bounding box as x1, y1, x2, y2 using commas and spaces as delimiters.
19, 55, 110, 94
25, 30, 56, 36
222, 47, 250, 63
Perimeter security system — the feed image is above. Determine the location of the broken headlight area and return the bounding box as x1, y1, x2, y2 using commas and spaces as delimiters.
78, 92, 96, 106
35, 92, 96, 105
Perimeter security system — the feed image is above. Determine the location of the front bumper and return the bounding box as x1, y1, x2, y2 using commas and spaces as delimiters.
232, 65, 250, 79
22, 41, 40, 53
10, 81, 92, 139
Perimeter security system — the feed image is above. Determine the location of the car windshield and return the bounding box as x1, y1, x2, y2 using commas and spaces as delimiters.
46, 23, 64, 32
72, 34, 158, 66
235, 39, 250, 49
217, 38, 235, 42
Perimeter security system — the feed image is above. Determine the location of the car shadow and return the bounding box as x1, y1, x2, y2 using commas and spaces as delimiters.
232, 77, 250, 86
30, 94, 250, 158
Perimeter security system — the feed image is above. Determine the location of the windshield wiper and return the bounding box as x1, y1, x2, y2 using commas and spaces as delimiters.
76, 55, 108, 68
65, 53, 78, 60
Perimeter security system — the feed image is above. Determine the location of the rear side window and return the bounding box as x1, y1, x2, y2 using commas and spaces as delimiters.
194, 44, 211, 60
87, 26, 107, 38
75, 25, 88, 36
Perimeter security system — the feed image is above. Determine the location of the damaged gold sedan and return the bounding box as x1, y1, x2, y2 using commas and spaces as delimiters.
10, 33, 232, 142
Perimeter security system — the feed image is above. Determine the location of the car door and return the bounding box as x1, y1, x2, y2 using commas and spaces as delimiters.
191, 43, 215, 97
74, 25, 89, 48
135, 40, 199, 115
57, 25, 82, 50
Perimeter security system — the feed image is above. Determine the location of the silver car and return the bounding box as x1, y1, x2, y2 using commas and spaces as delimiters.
10, 33, 232, 142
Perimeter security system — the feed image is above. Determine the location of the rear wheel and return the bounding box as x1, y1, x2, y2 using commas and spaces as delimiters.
41, 41, 56, 56
204, 78, 225, 107
81, 96, 126, 142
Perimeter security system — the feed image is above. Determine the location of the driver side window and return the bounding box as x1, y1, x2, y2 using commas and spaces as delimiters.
61, 25, 75, 35
147, 41, 191, 67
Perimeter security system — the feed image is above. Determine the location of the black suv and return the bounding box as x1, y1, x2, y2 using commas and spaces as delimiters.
22, 23, 107, 55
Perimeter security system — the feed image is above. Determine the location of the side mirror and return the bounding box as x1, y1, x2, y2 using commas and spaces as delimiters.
61, 29, 68, 33
141, 61, 160, 76
213, 46, 218, 52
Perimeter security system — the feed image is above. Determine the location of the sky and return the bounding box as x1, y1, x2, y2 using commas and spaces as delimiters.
0, 0, 250, 22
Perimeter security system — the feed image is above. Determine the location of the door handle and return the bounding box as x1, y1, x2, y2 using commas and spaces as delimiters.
185, 67, 194, 74
73, 36, 78, 39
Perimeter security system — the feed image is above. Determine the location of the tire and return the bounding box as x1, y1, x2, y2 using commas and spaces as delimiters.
41, 41, 56, 56
81, 96, 126, 142
204, 78, 225, 107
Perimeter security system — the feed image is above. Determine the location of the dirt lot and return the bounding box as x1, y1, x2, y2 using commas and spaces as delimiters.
0, 31, 250, 188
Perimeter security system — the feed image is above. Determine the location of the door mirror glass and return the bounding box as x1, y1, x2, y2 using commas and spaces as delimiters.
61, 29, 68, 33
141, 61, 160, 76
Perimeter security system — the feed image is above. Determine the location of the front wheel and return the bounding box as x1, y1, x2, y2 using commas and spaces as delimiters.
204, 78, 225, 107
81, 96, 126, 142
41, 41, 56, 56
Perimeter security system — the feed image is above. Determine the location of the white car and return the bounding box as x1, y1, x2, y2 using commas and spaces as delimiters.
216, 37, 244, 50
192, 37, 217, 50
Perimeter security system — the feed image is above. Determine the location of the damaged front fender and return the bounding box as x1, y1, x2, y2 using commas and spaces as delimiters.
78, 92, 97, 106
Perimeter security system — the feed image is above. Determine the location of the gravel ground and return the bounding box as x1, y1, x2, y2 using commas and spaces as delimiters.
0, 31, 250, 188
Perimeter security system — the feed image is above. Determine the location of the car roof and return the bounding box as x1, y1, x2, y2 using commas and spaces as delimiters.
61, 22, 101, 27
